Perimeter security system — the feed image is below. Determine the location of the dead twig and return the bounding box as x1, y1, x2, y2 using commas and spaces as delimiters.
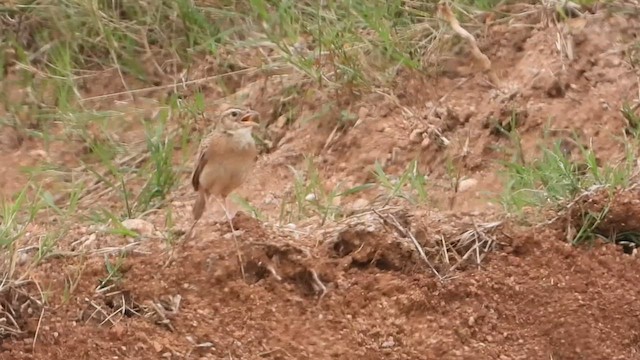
31, 279, 45, 352
373, 209, 443, 281
85, 300, 116, 325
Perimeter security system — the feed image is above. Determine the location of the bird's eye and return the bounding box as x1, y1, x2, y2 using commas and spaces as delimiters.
230, 110, 239, 117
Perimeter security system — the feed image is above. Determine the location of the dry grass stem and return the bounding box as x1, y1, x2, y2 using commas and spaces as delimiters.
373, 209, 444, 280
446, 221, 502, 274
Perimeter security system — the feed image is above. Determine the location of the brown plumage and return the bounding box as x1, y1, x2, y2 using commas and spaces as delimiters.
187, 107, 260, 236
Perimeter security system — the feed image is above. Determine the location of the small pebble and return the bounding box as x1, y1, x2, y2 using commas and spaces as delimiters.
457, 178, 478, 192
351, 198, 369, 210
223, 230, 245, 240
381, 337, 395, 348
409, 129, 424, 143
196, 342, 214, 348
121, 218, 155, 237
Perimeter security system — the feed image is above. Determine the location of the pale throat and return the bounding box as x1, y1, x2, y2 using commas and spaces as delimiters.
229, 127, 255, 149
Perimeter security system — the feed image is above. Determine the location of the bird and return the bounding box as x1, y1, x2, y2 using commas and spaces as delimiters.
186, 107, 260, 238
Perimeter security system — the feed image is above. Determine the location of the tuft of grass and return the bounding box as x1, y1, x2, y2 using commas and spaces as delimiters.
134, 111, 178, 215
280, 157, 430, 225
33, 184, 83, 262
499, 137, 637, 216
373, 159, 429, 206
60, 258, 86, 304
249, 0, 433, 90
279, 157, 372, 224
0, 185, 40, 250
570, 203, 611, 245
7, 1, 224, 70
621, 102, 640, 136
97, 253, 127, 291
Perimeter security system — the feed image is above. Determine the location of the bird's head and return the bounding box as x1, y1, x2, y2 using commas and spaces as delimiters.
216, 108, 261, 131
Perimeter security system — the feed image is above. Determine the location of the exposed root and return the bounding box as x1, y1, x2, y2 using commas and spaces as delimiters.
262, 262, 283, 281
437, 1, 500, 87
309, 269, 327, 300
141, 294, 182, 332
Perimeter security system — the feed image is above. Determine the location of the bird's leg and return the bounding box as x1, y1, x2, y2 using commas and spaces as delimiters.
218, 196, 231, 221
214, 196, 246, 280
185, 191, 209, 241
185, 218, 200, 241
224, 195, 239, 220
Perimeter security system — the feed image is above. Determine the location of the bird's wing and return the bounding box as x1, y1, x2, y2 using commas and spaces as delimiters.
191, 133, 215, 192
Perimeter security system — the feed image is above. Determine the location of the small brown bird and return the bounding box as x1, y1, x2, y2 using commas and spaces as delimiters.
187, 107, 260, 237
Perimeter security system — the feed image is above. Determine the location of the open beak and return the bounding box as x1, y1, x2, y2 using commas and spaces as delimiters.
239, 110, 261, 128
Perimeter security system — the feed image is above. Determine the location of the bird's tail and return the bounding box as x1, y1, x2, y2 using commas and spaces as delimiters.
192, 191, 207, 221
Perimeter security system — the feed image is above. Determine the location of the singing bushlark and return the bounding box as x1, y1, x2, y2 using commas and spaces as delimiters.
188, 107, 260, 235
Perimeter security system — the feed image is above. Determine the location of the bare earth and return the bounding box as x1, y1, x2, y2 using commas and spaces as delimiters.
2, 4, 640, 360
